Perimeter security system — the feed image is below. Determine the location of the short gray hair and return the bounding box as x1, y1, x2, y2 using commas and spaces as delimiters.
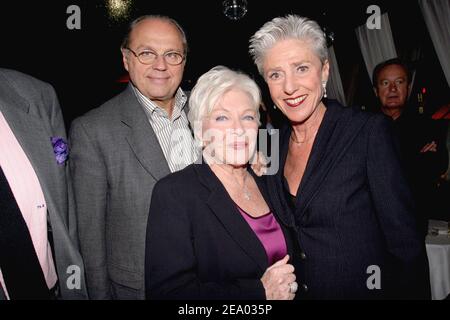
121, 15, 188, 55
188, 66, 261, 144
249, 14, 328, 75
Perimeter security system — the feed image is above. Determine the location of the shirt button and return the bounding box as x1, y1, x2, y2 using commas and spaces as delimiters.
302, 284, 309, 292
300, 252, 307, 260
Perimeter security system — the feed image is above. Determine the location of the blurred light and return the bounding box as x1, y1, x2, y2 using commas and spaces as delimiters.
223, 0, 248, 21
107, 0, 132, 21
117, 74, 130, 83
422, 87, 427, 94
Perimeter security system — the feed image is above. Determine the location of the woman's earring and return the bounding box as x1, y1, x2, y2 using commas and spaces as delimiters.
322, 81, 327, 98
273, 104, 277, 110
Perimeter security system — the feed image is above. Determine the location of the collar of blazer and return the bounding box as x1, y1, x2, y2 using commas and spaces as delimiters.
119, 84, 191, 181
120, 84, 190, 128
0, 71, 30, 115
119, 85, 171, 180
193, 160, 276, 271
280, 100, 372, 217
0, 70, 68, 230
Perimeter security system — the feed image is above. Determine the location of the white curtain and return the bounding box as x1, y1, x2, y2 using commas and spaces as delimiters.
326, 46, 347, 106
355, 13, 397, 84
419, 0, 450, 87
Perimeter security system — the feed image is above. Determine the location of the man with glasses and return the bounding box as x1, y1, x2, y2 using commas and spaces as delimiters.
69, 15, 197, 299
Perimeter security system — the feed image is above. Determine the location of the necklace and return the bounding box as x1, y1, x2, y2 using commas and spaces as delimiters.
242, 174, 251, 201
236, 171, 251, 200
213, 165, 252, 201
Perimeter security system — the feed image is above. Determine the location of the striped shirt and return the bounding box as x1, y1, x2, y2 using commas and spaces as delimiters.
131, 85, 198, 173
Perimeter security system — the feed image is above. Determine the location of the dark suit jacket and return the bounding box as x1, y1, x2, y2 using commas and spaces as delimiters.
267, 100, 431, 299
393, 109, 449, 235
145, 162, 298, 300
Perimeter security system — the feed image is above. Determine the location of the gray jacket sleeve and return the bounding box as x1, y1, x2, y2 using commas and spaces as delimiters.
69, 118, 111, 299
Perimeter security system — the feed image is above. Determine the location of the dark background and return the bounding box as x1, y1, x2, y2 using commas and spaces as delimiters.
0, 0, 448, 129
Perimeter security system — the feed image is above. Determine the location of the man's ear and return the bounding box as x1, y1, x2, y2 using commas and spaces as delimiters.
121, 49, 130, 72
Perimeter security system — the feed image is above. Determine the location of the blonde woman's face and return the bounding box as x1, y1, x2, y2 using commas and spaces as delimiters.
201, 89, 259, 166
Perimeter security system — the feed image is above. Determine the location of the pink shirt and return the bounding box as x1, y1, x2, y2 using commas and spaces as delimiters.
237, 206, 288, 266
0, 111, 58, 299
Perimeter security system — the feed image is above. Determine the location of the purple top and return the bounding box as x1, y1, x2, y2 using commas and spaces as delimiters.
237, 206, 287, 266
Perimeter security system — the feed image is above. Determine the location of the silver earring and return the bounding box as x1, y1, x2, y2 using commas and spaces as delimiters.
273, 105, 276, 110
322, 81, 327, 98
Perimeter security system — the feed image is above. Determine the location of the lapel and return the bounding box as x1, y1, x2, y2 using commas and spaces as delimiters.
252, 170, 294, 228
119, 85, 171, 181
252, 170, 296, 259
294, 101, 340, 213
0, 73, 67, 222
282, 101, 369, 217
194, 162, 268, 272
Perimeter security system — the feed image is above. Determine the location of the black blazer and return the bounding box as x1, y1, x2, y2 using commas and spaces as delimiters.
145, 162, 298, 300
267, 100, 430, 299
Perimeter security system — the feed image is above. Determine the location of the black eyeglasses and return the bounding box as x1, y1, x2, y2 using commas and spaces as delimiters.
125, 47, 185, 66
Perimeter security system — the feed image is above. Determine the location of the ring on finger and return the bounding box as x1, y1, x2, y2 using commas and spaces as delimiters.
289, 281, 298, 294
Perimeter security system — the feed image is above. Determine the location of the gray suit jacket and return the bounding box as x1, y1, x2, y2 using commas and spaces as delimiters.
69, 84, 180, 299
0, 69, 88, 300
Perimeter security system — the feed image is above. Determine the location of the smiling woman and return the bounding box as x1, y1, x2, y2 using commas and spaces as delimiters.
262, 38, 329, 127
249, 14, 431, 299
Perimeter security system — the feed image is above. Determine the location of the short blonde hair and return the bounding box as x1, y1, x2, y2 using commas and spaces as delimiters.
188, 66, 261, 144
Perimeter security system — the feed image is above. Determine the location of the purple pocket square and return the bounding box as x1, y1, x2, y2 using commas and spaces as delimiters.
51, 137, 69, 165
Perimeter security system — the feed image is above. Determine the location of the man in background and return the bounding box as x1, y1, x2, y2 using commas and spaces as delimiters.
373, 58, 448, 238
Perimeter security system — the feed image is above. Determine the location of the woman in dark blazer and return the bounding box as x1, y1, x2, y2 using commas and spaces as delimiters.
249, 15, 430, 299
145, 66, 299, 300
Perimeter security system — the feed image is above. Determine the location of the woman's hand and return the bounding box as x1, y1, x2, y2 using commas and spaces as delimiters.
261, 255, 297, 300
